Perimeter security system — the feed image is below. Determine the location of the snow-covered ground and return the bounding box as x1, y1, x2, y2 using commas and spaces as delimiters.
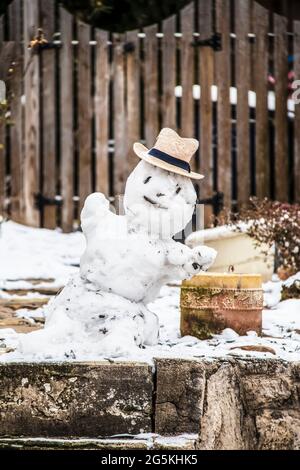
0, 221, 85, 289
0, 221, 300, 364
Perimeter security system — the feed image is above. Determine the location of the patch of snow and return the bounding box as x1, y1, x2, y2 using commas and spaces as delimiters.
0, 221, 85, 285
0, 433, 197, 450
185, 222, 251, 247
263, 279, 282, 308
220, 328, 240, 342
153, 433, 198, 447
283, 271, 300, 288
0, 216, 299, 364
186, 225, 235, 247
1, 282, 300, 364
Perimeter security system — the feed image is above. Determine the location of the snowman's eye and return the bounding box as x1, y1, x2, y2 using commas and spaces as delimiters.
144, 176, 152, 184
176, 187, 182, 194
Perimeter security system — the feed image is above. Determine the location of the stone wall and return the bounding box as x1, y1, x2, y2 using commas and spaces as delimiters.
0, 358, 299, 449
0, 362, 153, 437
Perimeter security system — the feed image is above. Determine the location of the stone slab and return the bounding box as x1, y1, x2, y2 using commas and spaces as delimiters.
0, 362, 153, 437
1, 358, 300, 449
0, 438, 150, 450
155, 358, 300, 450
154, 358, 209, 435
0, 435, 198, 450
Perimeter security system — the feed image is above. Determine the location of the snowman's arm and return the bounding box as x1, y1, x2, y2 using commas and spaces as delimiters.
166, 241, 193, 266
166, 240, 217, 278
81, 192, 117, 235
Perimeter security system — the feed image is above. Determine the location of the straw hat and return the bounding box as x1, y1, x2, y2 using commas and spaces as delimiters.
133, 128, 204, 180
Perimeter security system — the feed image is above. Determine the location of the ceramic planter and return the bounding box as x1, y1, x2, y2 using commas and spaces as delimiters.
186, 227, 274, 282
180, 273, 263, 339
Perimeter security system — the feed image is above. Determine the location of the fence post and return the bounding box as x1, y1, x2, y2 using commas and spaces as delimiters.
254, 0, 270, 199
60, 6, 74, 232
77, 20, 92, 212
0, 42, 7, 217
274, 13, 289, 201
40, 0, 57, 228
199, 0, 214, 224
294, 20, 300, 203
144, 24, 159, 147
235, 0, 251, 204
23, 0, 40, 227
8, 0, 23, 223
95, 29, 109, 197
162, 15, 176, 130
215, 0, 232, 208
181, 2, 195, 169
125, 29, 141, 178
113, 33, 126, 197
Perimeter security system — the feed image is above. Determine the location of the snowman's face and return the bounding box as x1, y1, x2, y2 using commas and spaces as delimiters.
124, 161, 196, 237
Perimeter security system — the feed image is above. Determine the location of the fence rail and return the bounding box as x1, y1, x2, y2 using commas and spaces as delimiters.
0, 0, 299, 231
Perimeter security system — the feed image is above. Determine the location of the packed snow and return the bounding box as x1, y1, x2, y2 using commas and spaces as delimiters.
0, 180, 300, 364
3, 156, 216, 358
1, 282, 300, 364
0, 220, 85, 289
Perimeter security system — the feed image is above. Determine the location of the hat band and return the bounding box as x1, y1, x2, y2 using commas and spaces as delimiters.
148, 148, 191, 173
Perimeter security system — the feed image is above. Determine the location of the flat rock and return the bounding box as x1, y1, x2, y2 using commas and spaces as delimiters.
0, 362, 153, 437
154, 358, 300, 450
154, 358, 208, 434
0, 437, 150, 450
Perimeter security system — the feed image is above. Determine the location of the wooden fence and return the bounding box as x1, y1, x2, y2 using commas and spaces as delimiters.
0, 0, 299, 231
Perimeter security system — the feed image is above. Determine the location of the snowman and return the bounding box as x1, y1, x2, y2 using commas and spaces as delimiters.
19, 128, 217, 358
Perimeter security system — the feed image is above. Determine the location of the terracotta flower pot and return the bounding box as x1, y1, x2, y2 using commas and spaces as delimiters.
180, 273, 263, 340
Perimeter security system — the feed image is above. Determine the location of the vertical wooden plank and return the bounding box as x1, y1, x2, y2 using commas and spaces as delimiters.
0, 42, 7, 216
0, 117, 4, 216
199, 0, 214, 221
125, 30, 140, 177
40, 0, 56, 228
0, 42, 15, 217
23, 0, 40, 227
0, 84, 5, 216
215, 0, 231, 207
0, 44, 16, 78
8, 0, 23, 222
8, 0, 21, 41
162, 15, 176, 129
294, 20, 300, 203
77, 20, 92, 210
113, 33, 126, 196
254, 1, 269, 198
144, 24, 159, 147
274, 13, 289, 201
0, 13, 4, 42
235, 0, 251, 204
60, 7, 74, 232
180, 2, 195, 153
95, 29, 109, 196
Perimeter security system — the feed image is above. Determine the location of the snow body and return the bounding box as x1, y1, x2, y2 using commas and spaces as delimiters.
19, 161, 216, 358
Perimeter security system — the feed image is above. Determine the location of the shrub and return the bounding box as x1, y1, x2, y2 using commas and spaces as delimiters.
229, 198, 300, 275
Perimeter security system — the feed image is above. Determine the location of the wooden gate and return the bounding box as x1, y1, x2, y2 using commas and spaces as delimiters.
0, 0, 299, 231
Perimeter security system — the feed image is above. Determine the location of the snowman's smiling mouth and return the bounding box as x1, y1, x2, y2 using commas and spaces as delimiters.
143, 195, 168, 210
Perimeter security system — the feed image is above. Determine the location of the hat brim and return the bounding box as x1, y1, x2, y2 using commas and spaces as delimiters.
133, 142, 204, 180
